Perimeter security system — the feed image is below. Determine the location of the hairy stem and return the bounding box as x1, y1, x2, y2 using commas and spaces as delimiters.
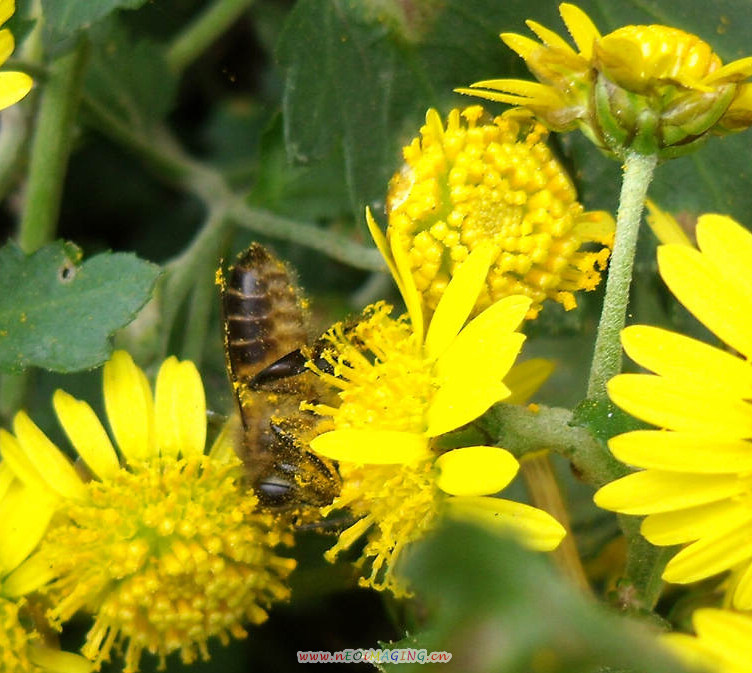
586, 152, 658, 400
167, 0, 255, 73
18, 41, 88, 253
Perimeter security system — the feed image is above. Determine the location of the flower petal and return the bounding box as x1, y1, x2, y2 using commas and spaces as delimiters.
53, 390, 120, 480
525, 19, 574, 52
0, 0, 12, 27
445, 496, 566, 550
609, 431, 752, 474
436, 446, 519, 496
693, 609, 752, 661
0, 482, 55, 574
2, 550, 57, 597
663, 521, 752, 584
0, 429, 48, 493
209, 414, 241, 463
424, 243, 496, 360
642, 500, 752, 545
594, 470, 743, 515
426, 378, 509, 438
696, 213, 752, 308
0, 28, 13, 63
502, 358, 555, 405
608, 374, 752, 438
13, 411, 85, 500
310, 429, 430, 464
559, 3, 601, 59
28, 647, 93, 673
0, 459, 14, 502
645, 199, 693, 247
731, 562, 752, 610
621, 325, 752, 397
365, 207, 403, 295
0, 71, 32, 110
103, 350, 156, 462
155, 357, 206, 458
658, 243, 752, 358
390, 230, 424, 345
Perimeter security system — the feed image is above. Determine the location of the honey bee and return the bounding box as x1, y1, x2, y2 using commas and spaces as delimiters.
219, 243, 340, 509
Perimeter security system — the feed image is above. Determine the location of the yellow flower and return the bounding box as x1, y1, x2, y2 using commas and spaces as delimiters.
376, 105, 614, 319
645, 199, 694, 247
0, 463, 91, 673
458, 3, 752, 158
593, 214, 752, 609
306, 244, 566, 596
662, 609, 752, 673
0, 352, 296, 672
0, 0, 32, 110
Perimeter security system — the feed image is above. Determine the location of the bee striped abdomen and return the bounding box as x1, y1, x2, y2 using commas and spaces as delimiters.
222, 244, 307, 383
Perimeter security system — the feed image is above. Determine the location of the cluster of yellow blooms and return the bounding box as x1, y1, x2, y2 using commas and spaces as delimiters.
5, 1, 752, 672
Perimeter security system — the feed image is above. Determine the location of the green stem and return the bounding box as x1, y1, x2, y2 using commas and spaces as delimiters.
18, 40, 88, 253
167, 0, 255, 73
483, 403, 629, 488
586, 151, 658, 400
181, 214, 233, 364
80, 95, 385, 271
614, 515, 675, 614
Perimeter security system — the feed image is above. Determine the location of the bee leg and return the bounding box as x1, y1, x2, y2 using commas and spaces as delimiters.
249, 348, 334, 389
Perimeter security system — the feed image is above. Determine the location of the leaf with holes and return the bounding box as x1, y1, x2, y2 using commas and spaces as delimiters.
0, 241, 160, 373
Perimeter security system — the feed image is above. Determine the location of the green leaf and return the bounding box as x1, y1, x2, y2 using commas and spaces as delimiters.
41, 0, 148, 36
399, 521, 693, 673
0, 241, 160, 373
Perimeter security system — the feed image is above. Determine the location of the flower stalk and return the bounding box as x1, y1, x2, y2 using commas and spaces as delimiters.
587, 151, 658, 400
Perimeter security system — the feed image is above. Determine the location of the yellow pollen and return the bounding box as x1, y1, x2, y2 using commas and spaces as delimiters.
386, 106, 614, 318
0, 597, 41, 673
38, 455, 296, 673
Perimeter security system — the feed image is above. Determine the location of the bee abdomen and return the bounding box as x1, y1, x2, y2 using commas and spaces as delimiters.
222, 244, 307, 382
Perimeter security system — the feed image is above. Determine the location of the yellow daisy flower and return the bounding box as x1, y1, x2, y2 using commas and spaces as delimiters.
307, 244, 566, 596
376, 105, 614, 319
662, 609, 752, 673
0, 464, 91, 673
0, 352, 296, 672
458, 3, 752, 158
593, 213, 752, 609
0, 0, 32, 110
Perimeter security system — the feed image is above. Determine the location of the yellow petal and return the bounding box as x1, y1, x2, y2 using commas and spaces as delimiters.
365, 207, 403, 295
53, 390, 120, 480
445, 496, 566, 550
209, 414, 241, 463
731, 562, 752, 610
642, 500, 752, 545
695, 213, 752, 309
658, 243, 752, 359
310, 429, 430, 464
499, 32, 540, 60
466, 78, 563, 105
13, 411, 85, 500
2, 551, 56, 597
28, 647, 93, 673
0, 482, 55, 574
0, 429, 47, 493
663, 521, 752, 584
0, 71, 32, 109
155, 357, 206, 458
103, 350, 155, 462
704, 56, 752, 83
594, 471, 743, 515
503, 358, 555, 405
0, 28, 13, 63
425, 243, 496, 360
621, 325, 752, 397
608, 374, 752, 438
693, 609, 752, 661
525, 19, 575, 52
559, 3, 601, 59
645, 199, 693, 247
390, 231, 424, 345
609, 431, 752, 474
426, 378, 509, 438
0, 0, 13, 27
454, 87, 532, 106
0, 459, 14, 502
435, 446, 519, 496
